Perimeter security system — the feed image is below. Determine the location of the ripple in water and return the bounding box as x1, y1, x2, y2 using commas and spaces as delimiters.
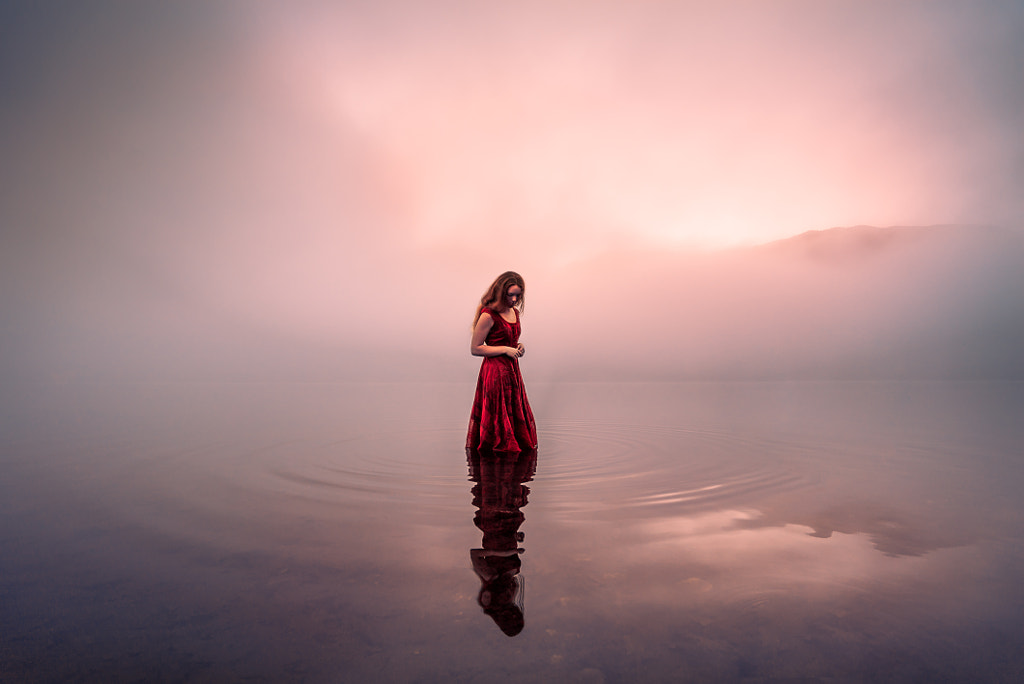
257, 419, 814, 521
263, 426, 471, 513
536, 419, 814, 517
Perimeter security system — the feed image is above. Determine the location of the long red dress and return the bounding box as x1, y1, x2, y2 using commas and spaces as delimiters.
467, 307, 538, 452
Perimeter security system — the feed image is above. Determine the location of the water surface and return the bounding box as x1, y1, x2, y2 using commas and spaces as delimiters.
2, 381, 1022, 682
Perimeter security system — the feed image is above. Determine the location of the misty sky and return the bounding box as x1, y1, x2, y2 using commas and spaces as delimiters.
2, 1, 1023, 380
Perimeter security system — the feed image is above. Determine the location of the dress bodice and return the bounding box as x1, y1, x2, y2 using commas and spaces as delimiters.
482, 308, 520, 347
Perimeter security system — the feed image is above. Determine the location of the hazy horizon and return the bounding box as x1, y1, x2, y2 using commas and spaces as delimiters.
4, 223, 1021, 383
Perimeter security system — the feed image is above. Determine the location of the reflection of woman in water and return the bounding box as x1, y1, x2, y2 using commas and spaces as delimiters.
467, 271, 538, 453
468, 448, 537, 637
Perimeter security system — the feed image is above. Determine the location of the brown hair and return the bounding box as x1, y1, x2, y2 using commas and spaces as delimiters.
473, 271, 526, 326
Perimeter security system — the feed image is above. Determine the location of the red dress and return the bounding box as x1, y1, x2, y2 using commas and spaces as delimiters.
467, 308, 538, 452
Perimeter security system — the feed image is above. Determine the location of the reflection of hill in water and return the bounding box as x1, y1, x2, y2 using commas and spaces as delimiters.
736, 504, 975, 558
536, 224, 1024, 381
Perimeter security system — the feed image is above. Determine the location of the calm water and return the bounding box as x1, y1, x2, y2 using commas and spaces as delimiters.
2, 381, 1023, 682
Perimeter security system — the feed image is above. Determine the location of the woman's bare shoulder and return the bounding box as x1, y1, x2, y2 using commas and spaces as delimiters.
474, 310, 496, 329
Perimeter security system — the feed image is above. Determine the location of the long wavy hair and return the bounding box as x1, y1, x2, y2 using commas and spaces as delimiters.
473, 271, 526, 326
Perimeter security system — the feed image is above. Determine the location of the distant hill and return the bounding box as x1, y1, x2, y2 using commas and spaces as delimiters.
525, 224, 1024, 380
755, 224, 1009, 261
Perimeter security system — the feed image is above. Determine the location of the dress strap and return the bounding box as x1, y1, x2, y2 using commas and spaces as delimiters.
482, 307, 509, 326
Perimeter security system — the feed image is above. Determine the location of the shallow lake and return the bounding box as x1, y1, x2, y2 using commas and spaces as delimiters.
2, 381, 1022, 682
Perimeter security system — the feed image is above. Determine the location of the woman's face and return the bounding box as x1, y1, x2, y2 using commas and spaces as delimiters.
505, 285, 522, 308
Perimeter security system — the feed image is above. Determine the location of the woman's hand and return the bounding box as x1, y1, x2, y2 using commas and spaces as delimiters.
516, 343, 525, 358
504, 346, 523, 358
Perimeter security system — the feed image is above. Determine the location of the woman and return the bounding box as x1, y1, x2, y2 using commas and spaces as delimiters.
467, 271, 537, 452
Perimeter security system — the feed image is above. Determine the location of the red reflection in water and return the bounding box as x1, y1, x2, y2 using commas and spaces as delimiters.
467, 448, 538, 637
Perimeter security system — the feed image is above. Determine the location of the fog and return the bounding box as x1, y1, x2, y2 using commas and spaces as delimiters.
4, 221, 1021, 383
2, 2, 1023, 383
526, 226, 1024, 381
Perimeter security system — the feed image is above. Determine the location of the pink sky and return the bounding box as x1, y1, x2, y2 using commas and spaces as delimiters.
2, 1, 1022, 379
259, 0, 1023, 250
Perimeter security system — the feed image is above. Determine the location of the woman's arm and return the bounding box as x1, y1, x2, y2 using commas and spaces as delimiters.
471, 314, 522, 358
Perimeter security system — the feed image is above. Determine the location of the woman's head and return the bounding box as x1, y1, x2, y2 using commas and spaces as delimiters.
482, 271, 525, 310
475, 271, 525, 323
479, 574, 525, 637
